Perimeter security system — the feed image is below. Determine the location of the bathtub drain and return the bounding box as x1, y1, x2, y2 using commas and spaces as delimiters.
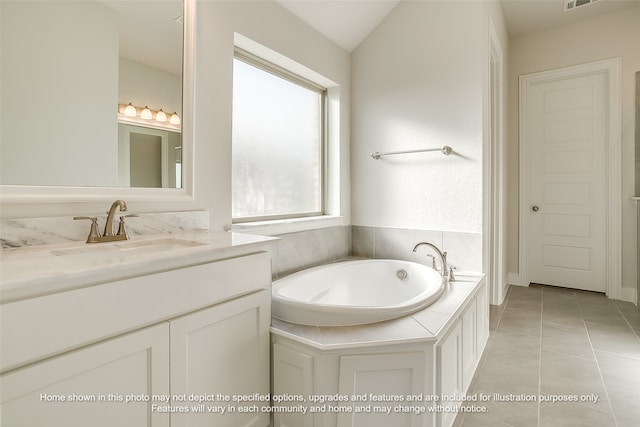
396, 269, 408, 281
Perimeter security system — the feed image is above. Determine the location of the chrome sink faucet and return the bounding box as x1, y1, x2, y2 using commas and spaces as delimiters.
74, 200, 137, 243
412, 242, 449, 281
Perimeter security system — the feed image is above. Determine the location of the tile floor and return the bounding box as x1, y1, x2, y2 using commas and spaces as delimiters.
454, 285, 640, 427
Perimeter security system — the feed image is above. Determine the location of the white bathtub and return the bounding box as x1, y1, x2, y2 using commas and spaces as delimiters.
272, 259, 445, 326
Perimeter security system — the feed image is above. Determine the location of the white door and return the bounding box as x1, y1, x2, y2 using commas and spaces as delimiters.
522, 68, 608, 292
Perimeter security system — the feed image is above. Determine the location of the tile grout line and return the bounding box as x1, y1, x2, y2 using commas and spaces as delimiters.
616, 303, 640, 345
576, 293, 619, 427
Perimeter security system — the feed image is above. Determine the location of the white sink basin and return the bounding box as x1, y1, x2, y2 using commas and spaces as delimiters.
51, 238, 207, 263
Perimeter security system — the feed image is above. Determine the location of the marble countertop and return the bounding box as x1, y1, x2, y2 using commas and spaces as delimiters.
0, 230, 279, 304
270, 272, 484, 351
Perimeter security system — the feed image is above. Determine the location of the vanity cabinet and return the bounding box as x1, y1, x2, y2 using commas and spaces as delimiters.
1, 251, 272, 427
1, 323, 170, 427
170, 290, 271, 427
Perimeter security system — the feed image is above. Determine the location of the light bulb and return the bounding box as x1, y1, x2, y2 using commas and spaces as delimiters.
170, 112, 181, 125
156, 109, 167, 122
141, 106, 152, 120
123, 102, 137, 117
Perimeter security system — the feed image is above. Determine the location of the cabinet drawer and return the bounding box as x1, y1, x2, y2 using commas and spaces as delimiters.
1, 251, 271, 373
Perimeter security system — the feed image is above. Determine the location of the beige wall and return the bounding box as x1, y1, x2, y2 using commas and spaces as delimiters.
507, 6, 640, 293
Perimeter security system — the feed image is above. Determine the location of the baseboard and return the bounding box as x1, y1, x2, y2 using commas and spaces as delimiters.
619, 287, 638, 305
508, 273, 523, 287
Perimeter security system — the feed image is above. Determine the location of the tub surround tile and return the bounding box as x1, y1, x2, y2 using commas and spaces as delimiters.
373, 227, 443, 261
1, 211, 209, 249
316, 315, 434, 349
351, 225, 482, 273
424, 280, 476, 315
271, 315, 434, 351
271, 226, 351, 279
271, 318, 325, 347
410, 310, 451, 335
351, 226, 374, 258
273, 225, 483, 281
442, 231, 482, 272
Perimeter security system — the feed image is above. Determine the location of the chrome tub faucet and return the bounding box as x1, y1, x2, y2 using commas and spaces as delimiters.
412, 242, 449, 282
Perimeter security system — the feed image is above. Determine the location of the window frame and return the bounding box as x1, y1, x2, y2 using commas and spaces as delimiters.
231, 48, 328, 224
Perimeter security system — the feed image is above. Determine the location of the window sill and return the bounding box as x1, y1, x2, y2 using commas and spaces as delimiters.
231, 215, 345, 236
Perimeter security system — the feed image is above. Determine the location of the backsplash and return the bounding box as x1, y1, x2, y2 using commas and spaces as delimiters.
0, 211, 209, 248
352, 225, 482, 273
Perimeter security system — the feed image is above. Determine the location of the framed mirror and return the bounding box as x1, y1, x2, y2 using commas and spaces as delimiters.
0, 0, 193, 201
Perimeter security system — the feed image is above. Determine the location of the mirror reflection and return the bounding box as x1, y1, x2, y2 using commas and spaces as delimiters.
0, 0, 183, 188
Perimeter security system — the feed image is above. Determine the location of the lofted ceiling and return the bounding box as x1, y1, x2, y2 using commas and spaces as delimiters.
103, 0, 640, 74
276, 0, 640, 52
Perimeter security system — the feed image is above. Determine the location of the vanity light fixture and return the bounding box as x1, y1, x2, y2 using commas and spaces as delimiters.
156, 109, 167, 122
123, 102, 137, 117
140, 106, 153, 120
117, 103, 181, 131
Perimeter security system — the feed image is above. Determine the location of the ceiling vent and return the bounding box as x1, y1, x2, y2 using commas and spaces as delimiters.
564, 0, 601, 12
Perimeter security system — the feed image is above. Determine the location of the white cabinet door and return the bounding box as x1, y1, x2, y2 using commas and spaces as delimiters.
461, 300, 477, 392
0, 323, 169, 427
337, 351, 427, 427
170, 290, 271, 427
272, 343, 314, 427
476, 281, 489, 355
437, 320, 462, 427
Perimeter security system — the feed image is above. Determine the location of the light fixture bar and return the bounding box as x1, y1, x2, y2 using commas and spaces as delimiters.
117, 103, 181, 131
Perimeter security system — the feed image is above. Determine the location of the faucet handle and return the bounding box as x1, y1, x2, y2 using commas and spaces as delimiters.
116, 214, 138, 238
73, 216, 101, 243
426, 254, 437, 270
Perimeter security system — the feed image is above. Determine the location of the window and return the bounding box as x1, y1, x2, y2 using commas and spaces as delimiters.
232, 51, 325, 222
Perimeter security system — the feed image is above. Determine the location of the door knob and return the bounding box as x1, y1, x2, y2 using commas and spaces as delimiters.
532, 205, 540, 212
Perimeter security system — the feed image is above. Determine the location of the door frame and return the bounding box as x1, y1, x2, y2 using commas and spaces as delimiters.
518, 58, 621, 298
484, 17, 507, 306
